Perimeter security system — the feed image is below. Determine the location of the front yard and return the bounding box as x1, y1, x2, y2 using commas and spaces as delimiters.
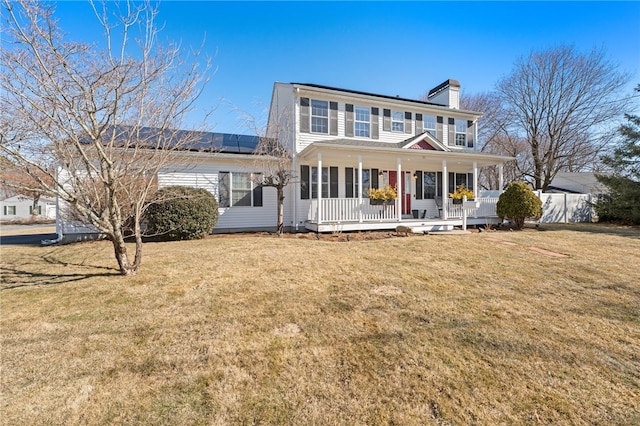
1, 225, 639, 424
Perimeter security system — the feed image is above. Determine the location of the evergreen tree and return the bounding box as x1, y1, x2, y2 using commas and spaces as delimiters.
595, 85, 640, 224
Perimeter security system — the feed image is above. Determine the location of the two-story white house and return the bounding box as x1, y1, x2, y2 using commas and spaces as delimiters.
56, 79, 514, 241
266, 80, 513, 232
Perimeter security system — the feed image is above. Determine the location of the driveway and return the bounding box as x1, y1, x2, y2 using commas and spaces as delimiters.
0, 224, 57, 246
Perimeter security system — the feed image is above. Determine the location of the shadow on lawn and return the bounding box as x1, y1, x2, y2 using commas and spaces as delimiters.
0, 266, 119, 290
533, 223, 640, 239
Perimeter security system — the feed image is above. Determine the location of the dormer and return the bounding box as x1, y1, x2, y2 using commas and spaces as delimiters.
427, 79, 460, 109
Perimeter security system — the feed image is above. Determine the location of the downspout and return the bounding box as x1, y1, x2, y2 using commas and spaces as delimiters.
43, 168, 64, 245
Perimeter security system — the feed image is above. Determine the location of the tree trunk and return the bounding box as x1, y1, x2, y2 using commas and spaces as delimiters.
30, 194, 40, 220
111, 235, 137, 275
276, 186, 285, 235
108, 204, 140, 276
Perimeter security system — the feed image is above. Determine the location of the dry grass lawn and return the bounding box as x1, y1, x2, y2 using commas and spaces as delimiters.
1, 224, 639, 425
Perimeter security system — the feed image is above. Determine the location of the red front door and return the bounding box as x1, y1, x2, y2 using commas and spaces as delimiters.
387, 171, 412, 215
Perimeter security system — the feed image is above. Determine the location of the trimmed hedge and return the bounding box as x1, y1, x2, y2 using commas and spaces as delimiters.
496, 182, 542, 230
145, 186, 218, 240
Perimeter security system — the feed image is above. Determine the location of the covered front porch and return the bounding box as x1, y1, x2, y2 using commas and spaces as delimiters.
305, 196, 501, 233
295, 138, 512, 233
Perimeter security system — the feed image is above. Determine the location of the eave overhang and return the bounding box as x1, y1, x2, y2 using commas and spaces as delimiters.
298, 141, 514, 168
291, 83, 483, 118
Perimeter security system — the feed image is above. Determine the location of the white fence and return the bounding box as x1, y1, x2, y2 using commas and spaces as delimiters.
536, 192, 595, 223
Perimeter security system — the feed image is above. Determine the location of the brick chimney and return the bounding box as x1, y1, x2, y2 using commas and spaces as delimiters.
427, 79, 460, 109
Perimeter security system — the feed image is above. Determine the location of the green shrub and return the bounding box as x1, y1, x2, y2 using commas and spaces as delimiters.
145, 186, 218, 240
496, 182, 542, 230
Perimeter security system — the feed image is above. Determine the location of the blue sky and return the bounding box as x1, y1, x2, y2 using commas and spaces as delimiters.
54, 1, 640, 134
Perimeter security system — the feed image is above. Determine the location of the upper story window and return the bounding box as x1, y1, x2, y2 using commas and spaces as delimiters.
311, 100, 329, 133
455, 119, 467, 146
391, 110, 404, 132
423, 115, 436, 137
354, 106, 370, 137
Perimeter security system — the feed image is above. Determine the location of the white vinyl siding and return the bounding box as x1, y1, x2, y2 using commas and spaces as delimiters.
157, 162, 278, 232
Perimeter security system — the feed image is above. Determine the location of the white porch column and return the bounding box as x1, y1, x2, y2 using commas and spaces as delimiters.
358, 155, 363, 223
473, 161, 478, 218
442, 160, 448, 220
317, 152, 322, 225
499, 164, 504, 192
292, 154, 298, 231
397, 157, 402, 222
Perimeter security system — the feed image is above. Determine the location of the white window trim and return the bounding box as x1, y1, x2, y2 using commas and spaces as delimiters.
455, 119, 467, 146
310, 99, 329, 134
391, 110, 404, 132
423, 115, 436, 136
218, 171, 262, 208
354, 105, 370, 138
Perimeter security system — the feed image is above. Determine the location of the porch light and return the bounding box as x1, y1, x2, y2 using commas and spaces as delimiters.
412, 172, 418, 180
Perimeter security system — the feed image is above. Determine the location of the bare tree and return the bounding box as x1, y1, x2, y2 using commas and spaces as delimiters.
0, 0, 211, 275
254, 137, 293, 235
495, 45, 630, 190
459, 92, 518, 189
240, 105, 295, 235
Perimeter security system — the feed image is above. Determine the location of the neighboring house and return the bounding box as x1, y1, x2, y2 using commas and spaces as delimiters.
1, 195, 56, 220
58, 79, 514, 240
546, 172, 608, 194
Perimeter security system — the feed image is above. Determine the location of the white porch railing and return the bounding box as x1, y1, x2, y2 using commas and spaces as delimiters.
446, 197, 499, 218
308, 197, 499, 223
308, 199, 397, 223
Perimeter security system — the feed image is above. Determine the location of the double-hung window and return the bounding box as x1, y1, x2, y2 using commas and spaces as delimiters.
354, 106, 370, 137
423, 172, 436, 199
423, 115, 436, 137
455, 119, 467, 146
218, 172, 263, 207
311, 100, 329, 134
300, 165, 338, 199
391, 110, 404, 132
3, 205, 16, 215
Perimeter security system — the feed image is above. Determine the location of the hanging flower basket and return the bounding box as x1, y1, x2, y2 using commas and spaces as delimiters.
449, 184, 474, 205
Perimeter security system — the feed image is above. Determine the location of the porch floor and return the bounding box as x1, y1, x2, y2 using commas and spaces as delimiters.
306, 217, 500, 233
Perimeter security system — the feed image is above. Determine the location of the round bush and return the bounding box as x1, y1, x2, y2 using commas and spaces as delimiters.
496, 182, 542, 230
146, 186, 218, 240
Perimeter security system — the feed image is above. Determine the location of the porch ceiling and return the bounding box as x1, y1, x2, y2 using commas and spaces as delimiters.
298, 141, 514, 172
